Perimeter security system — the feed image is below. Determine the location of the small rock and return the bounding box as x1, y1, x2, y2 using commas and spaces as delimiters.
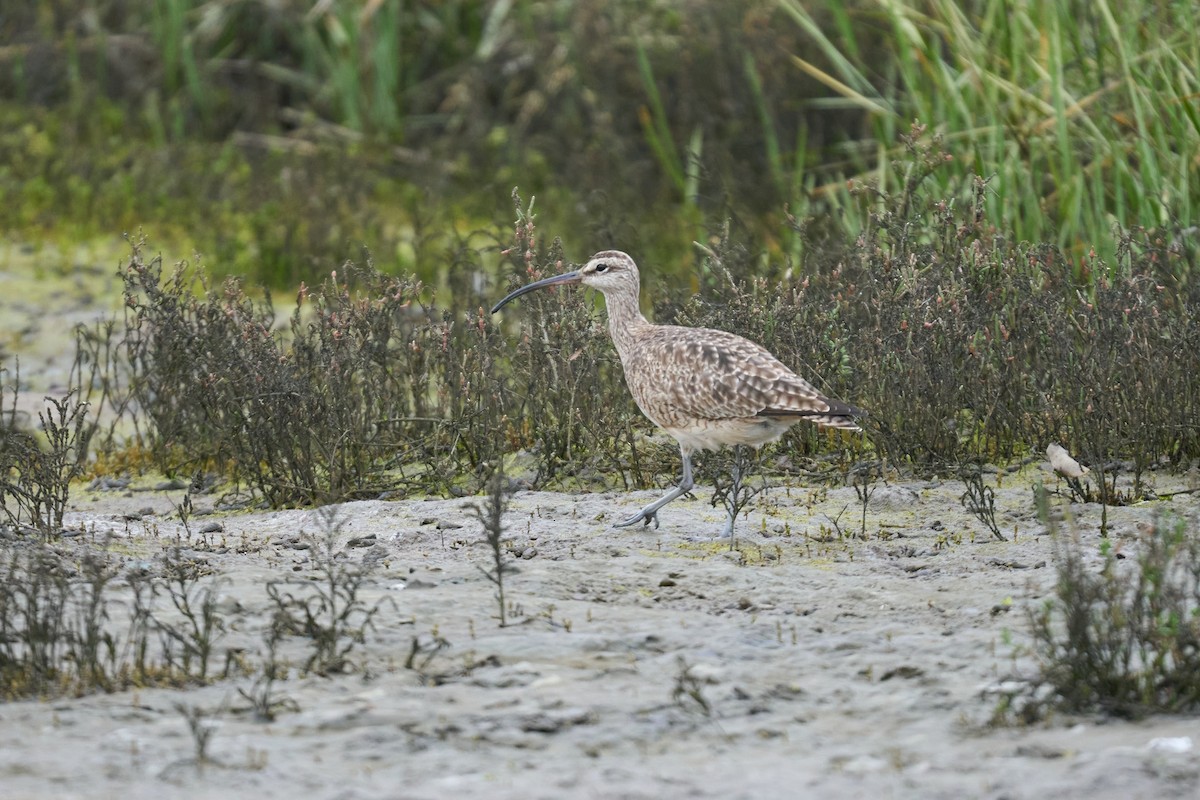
519, 707, 595, 733
1015, 743, 1067, 759
841, 754, 889, 774
879, 665, 924, 681
88, 476, 130, 492
198, 521, 223, 535
436, 520, 463, 530
659, 577, 677, 587
155, 478, 189, 491
361, 545, 389, 566
405, 578, 438, 589
521, 547, 537, 559
347, 534, 377, 548
472, 663, 540, 689
1148, 737, 1193, 754
869, 485, 920, 511
215, 594, 243, 615
687, 663, 725, 684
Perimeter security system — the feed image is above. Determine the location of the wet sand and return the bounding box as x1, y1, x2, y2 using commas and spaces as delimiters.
1, 472, 1197, 800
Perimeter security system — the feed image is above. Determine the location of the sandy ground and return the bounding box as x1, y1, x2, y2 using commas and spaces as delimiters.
0, 472, 1197, 800
3, 243, 1200, 799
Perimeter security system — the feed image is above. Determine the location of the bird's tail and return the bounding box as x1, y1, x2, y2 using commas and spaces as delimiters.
760, 400, 866, 432
808, 413, 863, 432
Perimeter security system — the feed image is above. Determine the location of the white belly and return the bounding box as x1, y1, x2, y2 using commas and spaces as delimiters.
664, 417, 796, 453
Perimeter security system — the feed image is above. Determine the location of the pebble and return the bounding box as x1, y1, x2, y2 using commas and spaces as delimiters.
347, 534, 377, 547
215, 594, 243, 615
518, 707, 595, 733
404, 577, 438, 589
472, 663, 541, 689
840, 754, 889, 774
273, 535, 311, 550
198, 521, 223, 535
869, 485, 920, 510
87, 476, 130, 492
1147, 737, 1193, 754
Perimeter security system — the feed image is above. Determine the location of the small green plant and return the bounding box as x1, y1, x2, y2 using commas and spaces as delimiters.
172, 491, 195, 544
404, 631, 452, 684
671, 656, 713, 717
265, 506, 388, 675
0, 546, 73, 694
959, 464, 1006, 541
471, 464, 515, 627
849, 459, 882, 540
175, 701, 225, 766
1, 365, 93, 536
238, 609, 299, 722
149, 549, 225, 683
64, 550, 123, 692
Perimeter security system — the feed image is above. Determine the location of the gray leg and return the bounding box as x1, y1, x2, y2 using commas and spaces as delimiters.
719, 449, 743, 539
614, 447, 694, 529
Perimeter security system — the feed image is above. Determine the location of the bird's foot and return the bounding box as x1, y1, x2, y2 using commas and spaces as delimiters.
719, 518, 735, 540
613, 509, 659, 530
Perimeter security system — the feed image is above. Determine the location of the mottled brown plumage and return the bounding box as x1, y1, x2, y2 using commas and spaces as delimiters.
492, 250, 865, 535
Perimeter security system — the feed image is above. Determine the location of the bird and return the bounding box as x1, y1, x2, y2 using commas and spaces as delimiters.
1046, 443, 1090, 500
1046, 444, 1089, 480
491, 250, 865, 536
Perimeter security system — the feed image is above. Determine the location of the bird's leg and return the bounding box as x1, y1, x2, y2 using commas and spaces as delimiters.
720, 509, 736, 540
614, 448, 694, 529
719, 446, 746, 539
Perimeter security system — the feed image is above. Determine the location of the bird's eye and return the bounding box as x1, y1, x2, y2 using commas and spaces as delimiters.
594, 263, 608, 273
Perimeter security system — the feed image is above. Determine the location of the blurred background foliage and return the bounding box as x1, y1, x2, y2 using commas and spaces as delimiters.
2, 0, 1196, 288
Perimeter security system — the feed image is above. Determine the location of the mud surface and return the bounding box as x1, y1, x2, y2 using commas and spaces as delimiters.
1, 474, 1198, 800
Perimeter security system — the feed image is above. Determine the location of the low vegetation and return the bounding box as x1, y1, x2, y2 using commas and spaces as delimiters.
1019, 498, 1200, 720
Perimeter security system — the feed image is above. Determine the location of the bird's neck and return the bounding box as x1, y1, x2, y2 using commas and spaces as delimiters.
602, 285, 650, 357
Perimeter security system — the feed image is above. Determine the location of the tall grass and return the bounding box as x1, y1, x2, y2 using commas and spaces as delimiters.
2, 1, 1197, 288
778, 0, 1200, 269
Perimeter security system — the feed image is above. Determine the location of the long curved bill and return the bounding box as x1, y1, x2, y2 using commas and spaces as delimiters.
490, 271, 582, 314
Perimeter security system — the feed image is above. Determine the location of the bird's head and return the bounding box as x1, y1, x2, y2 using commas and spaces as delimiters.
490, 250, 640, 313
577, 250, 639, 293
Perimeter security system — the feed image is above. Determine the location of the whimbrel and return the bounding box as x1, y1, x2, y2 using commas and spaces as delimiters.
492, 250, 865, 536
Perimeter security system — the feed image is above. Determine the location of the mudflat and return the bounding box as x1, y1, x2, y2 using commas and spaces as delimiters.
1, 472, 1197, 800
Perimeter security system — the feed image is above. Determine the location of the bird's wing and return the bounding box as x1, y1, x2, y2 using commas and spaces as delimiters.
630, 326, 859, 423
